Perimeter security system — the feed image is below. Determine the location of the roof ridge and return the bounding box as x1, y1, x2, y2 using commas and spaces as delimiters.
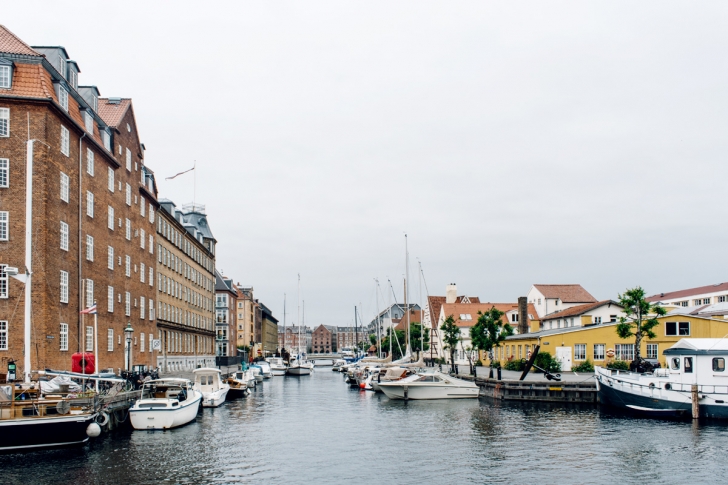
0, 25, 42, 57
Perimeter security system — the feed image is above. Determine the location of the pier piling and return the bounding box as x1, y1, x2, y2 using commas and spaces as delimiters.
692, 384, 699, 419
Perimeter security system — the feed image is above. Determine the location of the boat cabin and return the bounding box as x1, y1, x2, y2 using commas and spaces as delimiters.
193, 368, 224, 393
663, 338, 728, 388
140, 379, 193, 404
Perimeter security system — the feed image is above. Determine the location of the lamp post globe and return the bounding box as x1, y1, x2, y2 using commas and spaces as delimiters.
124, 322, 133, 371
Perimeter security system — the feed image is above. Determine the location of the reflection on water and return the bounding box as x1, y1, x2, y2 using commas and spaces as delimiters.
4, 370, 728, 484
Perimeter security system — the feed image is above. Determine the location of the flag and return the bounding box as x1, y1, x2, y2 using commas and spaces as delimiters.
165, 165, 195, 180
80, 304, 97, 315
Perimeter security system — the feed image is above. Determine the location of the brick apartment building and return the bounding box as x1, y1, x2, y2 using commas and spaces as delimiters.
311, 324, 333, 353
156, 199, 216, 372
278, 326, 311, 354
0, 26, 160, 375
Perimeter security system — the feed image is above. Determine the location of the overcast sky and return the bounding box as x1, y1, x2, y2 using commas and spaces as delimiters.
5, 2, 728, 326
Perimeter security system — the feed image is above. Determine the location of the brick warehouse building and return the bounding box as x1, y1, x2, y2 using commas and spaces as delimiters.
0, 26, 160, 375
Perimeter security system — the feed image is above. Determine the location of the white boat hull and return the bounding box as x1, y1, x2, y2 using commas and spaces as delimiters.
379, 383, 480, 399
287, 366, 312, 376
130, 392, 202, 430
270, 367, 287, 376
201, 386, 230, 408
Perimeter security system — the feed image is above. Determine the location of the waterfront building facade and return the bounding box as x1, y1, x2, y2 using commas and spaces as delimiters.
260, 303, 279, 356
235, 285, 255, 350
527, 284, 597, 319
311, 324, 333, 353
214, 271, 237, 357
155, 200, 216, 372
279, 326, 311, 353
646, 282, 728, 307
0, 27, 159, 374
538, 300, 624, 332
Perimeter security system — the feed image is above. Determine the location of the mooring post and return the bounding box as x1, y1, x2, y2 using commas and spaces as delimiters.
497, 367, 502, 381
404, 385, 408, 401
692, 384, 699, 419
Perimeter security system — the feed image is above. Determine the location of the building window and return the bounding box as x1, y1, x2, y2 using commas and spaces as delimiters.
85, 279, 94, 309
60, 172, 69, 202
86, 235, 94, 261
59, 86, 68, 111
0, 265, 6, 299
140, 296, 145, 320
593, 344, 605, 361
125, 219, 131, 240
86, 191, 94, 218
61, 126, 70, 156
86, 326, 93, 352
103, 129, 111, 151
108, 286, 114, 313
703, 298, 711, 305
574, 344, 586, 361
108, 206, 114, 230
60, 323, 68, 351
140, 228, 146, 249
140, 262, 146, 283
0, 211, 6, 241
720, 296, 728, 303
594, 316, 602, 324
60, 270, 69, 303
149, 207, 155, 224
149, 267, 153, 287
125, 292, 131, 316
615, 344, 634, 361
108, 329, 114, 351
84, 111, 94, 133
0, 65, 10, 89
107, 246, 114, 270
0, 158, 7, 187
666, 321, 690, 336
86, 148, 94, 175
149, 299, 154, 320
108, 167, 114, 192
125, 183, 131, 206
126, 148, 131, 171
149, 235, 154, 254
0, 108, 8, 137
125, 255, 131, 277
140, 199, 145, 217
0, 320, 6, 351
140, 332, 145, 352
646, 343, 658, 360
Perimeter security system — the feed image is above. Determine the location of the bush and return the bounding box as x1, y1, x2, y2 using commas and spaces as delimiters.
504, 359, 526, 371
572, 359, 594, 372
490, 360, 501, 369
475, 360, 483, 367
607, 360, 629, 371
533, 352, 561, 373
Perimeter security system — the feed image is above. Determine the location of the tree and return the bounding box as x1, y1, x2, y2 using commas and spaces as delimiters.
381, 327, 407, 360
616, 286, 667, 368
470, 307, 513, 370
440, 315, 461, 368
410, 322, 430, 357
369, 333, 377, 348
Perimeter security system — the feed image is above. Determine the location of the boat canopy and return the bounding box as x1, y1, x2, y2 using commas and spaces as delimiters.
664, 338, 728, 355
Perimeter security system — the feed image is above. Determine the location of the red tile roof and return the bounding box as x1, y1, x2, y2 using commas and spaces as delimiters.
541, 300, 621, 321
1, 62, 53, 98
0, 25, 41, 57
646, 283, 728, 302
97, 98, 131, 128
427, 295, 480, 326
533, 284, 597, 303
440, 302, 538, 328
394, 310, 424, 331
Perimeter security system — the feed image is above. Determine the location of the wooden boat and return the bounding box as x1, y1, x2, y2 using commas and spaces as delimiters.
224, 372, 250, 399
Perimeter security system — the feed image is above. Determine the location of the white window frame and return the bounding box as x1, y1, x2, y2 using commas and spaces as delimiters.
84, 110, 94, 133
149, 235, 154, 254
108, 167, 114, 192
86, 326, 93, 352
60, 323, 68, 351
108, 328, 114, 351
103, 130, 110, 151
125, 219, 131, 240
140, 262, 145, 283
0, 65, 10, 89
149, 299, 155, 320
126, 148, 131, 171
593, 344, 605, 361
126, 183, 131, 206
0, 211, 6, 241
0, 320, 6, 351
125, 255, 131, 277
149, 267, 153, 287
149, 207, 155, 224
666, 321, 690, 336
85, 278, 94, 309
108, 206, 114, 230
60, 270, 69, 303
0, 158, 7, 187
86, 148, 94, 176
125, 292, 131, 317
61, 125, 70, 156
140, 198, 146, 217
60, 172, 69, 202
646, 343, 658, 360
86, 191, 94, 218
59, 86, 69, 111
0, 264, 6, 299
59, 221, 69, 251
107, 246, 114, 270
140, 296, 145, 320
140, 332, 145, 352
574, 344, 586, 361
140, 228, 146, 249
86, 234, 94, 261
0, 108, 8, 137
108, 286, 114, 313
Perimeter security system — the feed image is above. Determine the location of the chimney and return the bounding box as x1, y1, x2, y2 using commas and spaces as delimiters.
446, 283, 457, 304
518, 297, 528, 334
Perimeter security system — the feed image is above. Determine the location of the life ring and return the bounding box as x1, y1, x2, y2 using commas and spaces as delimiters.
648, 383, 655, 388
95, 411, 110, 427
665, 383, 671, 390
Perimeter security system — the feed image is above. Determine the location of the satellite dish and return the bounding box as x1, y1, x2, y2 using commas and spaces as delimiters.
55, 400, 71, 415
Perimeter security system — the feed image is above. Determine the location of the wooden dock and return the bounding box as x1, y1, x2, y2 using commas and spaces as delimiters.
473, 377, 597, 403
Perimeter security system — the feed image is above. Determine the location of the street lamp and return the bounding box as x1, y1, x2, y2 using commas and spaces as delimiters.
124, 321, 134, 372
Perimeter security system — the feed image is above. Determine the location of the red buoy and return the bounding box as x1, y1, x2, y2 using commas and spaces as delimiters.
71, 352, 96, 374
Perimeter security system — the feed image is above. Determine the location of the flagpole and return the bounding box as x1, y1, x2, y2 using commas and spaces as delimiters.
93, 300, 99, 392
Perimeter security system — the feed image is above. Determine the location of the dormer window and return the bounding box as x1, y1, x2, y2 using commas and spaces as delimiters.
58, 86, 68, 111
0, 60, 12, 89
83, 110, 94, 133
102, 129, 111, 151
68, 69, 77, 89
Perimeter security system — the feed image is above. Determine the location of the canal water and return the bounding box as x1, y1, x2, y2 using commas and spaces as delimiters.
5, 370, 728, 484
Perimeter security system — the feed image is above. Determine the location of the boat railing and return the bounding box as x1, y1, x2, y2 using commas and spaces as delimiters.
601, 370, 728, 395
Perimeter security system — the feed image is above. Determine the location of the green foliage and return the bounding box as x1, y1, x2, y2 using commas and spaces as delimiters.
410, 322, 431, 354
440, 315, 461, 366
616, 286, 667, 363
504, 359, 526, 371
470, 307, 514, 367
369, 334, 377, 346
572, 359, 595, 372
607, 360, 629, 371
533, 352, 561, 373
490, 360, 501, 369
475, 360, 483, 367
381, 328, 407, 360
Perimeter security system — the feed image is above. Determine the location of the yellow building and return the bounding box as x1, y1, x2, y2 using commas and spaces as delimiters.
490, 314, 728, 371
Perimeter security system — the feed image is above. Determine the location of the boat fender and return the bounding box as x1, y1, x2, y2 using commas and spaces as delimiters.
665, 383, 671, 390
86, 422, 101, 438
648, 383, 655, 389
96, 411, 110, 427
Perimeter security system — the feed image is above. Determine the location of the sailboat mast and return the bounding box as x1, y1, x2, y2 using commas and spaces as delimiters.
354, 305, 357, 357
297, 274, 300, 356
405, 234, 410, 355
375, 279, 381, 359
283, 293, 286, 355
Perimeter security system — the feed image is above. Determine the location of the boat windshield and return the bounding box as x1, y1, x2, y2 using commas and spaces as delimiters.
415, 375, 444, 383
141, 382, 186, 400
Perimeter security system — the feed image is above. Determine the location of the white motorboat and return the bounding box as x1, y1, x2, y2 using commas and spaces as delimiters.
596, 338, 728, 419
193, 368, 230, 408
129, 378, 202, 430
378, 371, 480, 400
287, 357, 313, 376
332, 359, 346, 371
224, 372, 250, 399
250, 365, 264, 383
266, 357, 287, 376
255, 361, 273, 379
